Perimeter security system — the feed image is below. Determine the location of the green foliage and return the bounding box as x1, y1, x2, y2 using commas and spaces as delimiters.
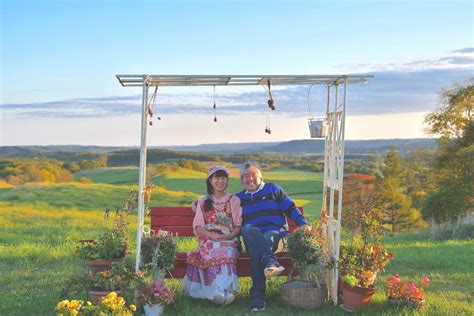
76, 212, 129, 260
0, 158, 73, 185
341, 274, 359, 287
428, 222, 474, 240
423, 80, 474, 223
376, 148, 428, 233
287, 228, 326, 283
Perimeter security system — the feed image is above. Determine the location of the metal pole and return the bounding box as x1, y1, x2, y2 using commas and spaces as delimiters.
334, 79, 347, 305
135, 77, 149, 272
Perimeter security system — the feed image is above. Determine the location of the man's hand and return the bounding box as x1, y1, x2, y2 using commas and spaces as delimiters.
297, 224, 312, 233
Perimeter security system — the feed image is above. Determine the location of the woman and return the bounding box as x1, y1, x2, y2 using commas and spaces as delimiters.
182, 166, 242, 306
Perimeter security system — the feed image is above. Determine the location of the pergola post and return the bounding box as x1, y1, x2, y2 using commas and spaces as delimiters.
135, 77, 149, 272
322, 78, 348, 305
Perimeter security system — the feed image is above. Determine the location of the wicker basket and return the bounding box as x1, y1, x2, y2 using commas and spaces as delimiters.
281, 280, 328, 309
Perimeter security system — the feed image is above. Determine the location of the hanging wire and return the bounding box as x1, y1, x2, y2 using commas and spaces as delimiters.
307, 83, 318, 119
147, 86, 160, 125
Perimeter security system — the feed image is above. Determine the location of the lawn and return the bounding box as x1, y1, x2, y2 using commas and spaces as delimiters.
1, 169, 472, 315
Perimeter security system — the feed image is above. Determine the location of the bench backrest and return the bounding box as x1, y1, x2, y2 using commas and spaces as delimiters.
150, 206, 304, 236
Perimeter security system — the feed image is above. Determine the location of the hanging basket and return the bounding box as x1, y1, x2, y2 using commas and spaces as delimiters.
308, 118, 328, 138
281, 280, 327, 309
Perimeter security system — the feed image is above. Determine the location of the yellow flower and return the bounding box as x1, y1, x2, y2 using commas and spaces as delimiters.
130, 304, 137, 312
56, 300, 69, 310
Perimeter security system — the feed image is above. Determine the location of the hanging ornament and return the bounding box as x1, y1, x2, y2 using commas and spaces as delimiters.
212, 85, 218, 122
267, 80, 275, 110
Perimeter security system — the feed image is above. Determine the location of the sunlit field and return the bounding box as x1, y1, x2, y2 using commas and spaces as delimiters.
0, 168, 472, 315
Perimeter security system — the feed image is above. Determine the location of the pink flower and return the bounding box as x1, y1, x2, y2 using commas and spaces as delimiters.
422, 277, 430, 286
394, 273, 400, 278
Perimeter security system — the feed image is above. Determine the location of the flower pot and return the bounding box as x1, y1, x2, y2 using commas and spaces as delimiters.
144, 303, 164, 316
281, 280, 327, 309
87, 257, 123, 274
342, 283, 376, 311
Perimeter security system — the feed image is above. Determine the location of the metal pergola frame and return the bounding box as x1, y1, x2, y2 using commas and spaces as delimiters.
116, 74, 374, 305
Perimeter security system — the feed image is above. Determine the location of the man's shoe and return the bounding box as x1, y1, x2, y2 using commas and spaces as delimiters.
223, 292, 235, 306
250, 299, 265, 312
264, 265, 285, 277
211, 293, 225, 305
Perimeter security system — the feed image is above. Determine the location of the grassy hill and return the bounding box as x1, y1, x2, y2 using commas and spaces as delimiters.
73, 167, 323, 218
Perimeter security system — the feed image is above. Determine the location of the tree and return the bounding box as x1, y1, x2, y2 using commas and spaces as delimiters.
376, 148, 427, 233
423, 80, 473, 223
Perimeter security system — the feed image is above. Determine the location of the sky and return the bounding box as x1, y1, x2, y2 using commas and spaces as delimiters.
1, 0, 473, 146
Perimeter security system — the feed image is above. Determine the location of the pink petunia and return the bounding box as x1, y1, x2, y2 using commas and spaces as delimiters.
422, 277, 430, 286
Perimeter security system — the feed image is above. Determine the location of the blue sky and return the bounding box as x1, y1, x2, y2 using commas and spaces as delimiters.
1, 0, 473, 146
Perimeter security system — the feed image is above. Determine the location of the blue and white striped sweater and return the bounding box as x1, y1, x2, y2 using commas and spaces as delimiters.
236, 182, 307, 236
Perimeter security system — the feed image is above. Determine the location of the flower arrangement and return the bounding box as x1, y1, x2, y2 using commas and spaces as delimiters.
287, 224, 328, 285
386, 274, 430, 308
141, 229, 177, 278
137, 279, 174, 307
340, 240, 394, 288
76, 212, 129, 261
56, 292, 136, 315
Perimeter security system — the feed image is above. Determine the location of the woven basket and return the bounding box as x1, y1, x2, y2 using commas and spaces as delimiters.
281, 280, 328, 309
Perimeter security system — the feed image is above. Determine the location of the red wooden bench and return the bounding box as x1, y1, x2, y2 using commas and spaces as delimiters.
150, 206, 303, 278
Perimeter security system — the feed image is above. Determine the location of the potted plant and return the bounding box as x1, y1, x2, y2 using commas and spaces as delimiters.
282, 224, 328, 309
386, 274, 430, 308
76, 212, 129, 274
56, 291, 137, 315
137, 279, 174, 316
339, 241, 394, 311
141, 229, 177, 280
88, 261, 139, 303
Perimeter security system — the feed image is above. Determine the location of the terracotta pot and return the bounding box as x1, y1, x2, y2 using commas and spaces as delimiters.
87, 257, 123, 274
342, 283, 376, 311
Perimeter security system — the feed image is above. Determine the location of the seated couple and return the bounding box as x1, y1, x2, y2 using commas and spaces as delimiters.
182, 162, 308, 312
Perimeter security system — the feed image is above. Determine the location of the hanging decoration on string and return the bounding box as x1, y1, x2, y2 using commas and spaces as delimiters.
147, 86, 161, 126
212, 85, 217, 122
262, 79, 276, 134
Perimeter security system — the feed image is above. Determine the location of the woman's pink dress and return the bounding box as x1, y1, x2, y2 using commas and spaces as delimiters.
182, 193, 242, 300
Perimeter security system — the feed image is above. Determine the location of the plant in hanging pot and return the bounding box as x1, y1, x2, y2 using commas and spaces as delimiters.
282, 223, 329, 309
141, 229, 177, 279
137, 279, 174, 316
76, 212, 129, 274
386, 274, 430, 309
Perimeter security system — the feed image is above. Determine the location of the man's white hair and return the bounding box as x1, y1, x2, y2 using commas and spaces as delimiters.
239, 161, 263, 179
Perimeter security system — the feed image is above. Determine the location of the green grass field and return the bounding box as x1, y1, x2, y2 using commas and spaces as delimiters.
0, 168, 473, 315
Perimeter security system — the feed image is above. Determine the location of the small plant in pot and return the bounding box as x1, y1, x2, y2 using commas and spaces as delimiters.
141, 229, 177, 280
283, 224, 328, 309
386, 274, 430, 309
137, 279, 174, 316
76, 212, 129, 274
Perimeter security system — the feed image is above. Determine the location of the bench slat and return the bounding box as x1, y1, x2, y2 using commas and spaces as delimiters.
151, 216, 194, 227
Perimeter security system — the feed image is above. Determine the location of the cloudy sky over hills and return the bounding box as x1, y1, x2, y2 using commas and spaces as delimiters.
1, 1, 472, 146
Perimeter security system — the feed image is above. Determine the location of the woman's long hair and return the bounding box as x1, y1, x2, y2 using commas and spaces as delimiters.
203, 169, 229, 212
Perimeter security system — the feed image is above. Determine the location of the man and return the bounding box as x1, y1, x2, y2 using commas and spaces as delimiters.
236, 162, 308, 312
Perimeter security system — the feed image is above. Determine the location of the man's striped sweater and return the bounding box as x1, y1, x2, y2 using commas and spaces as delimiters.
236, 182, 307, 236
